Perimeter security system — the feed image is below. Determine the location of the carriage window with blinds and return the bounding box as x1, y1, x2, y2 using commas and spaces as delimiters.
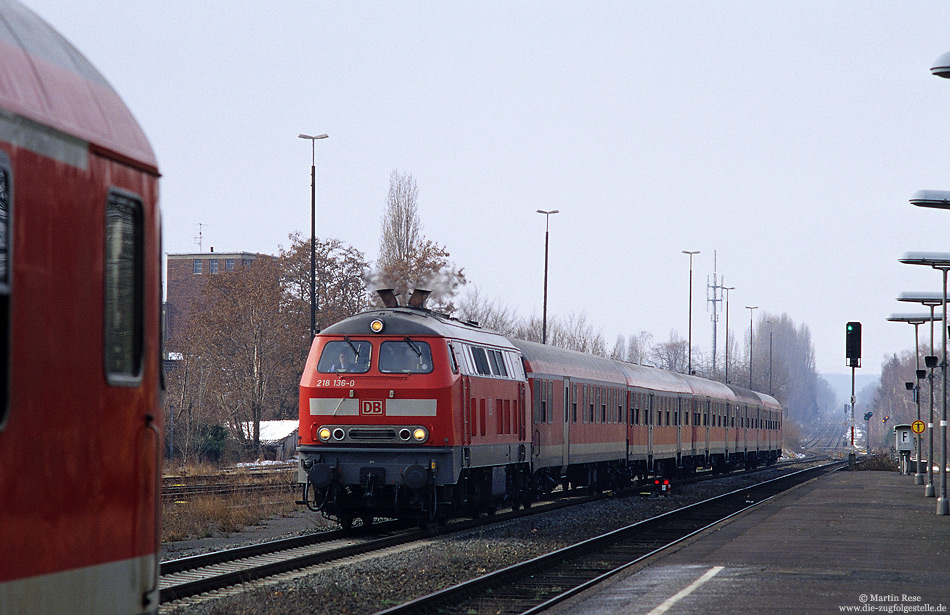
104, 191, 144, 385
0, 159, 10, 429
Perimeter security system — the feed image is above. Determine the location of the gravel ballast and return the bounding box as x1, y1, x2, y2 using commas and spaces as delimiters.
162, 465, 810, 615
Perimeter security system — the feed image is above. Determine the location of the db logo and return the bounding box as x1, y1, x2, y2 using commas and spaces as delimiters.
360, 400, 384, 415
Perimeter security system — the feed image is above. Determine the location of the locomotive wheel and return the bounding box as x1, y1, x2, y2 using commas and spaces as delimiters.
339, 515, 354, 533
360, 515, 374, 528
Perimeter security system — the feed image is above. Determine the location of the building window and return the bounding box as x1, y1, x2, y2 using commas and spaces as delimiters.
193, 259, 202, 274
0, 156, 10, 429
225, 258, 235, 271
209, 259, 218, 274
104, 191, 143, 385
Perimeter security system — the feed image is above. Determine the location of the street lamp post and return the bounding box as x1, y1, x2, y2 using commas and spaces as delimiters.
887, 313, 934, 486
537, 210, 559, 344
299, 133, 328, 340
746, 305, 758, 390
723, 286, 735, 383
682, 251, 700, 374
899, 250, 950, 516
897, 291, 948, 497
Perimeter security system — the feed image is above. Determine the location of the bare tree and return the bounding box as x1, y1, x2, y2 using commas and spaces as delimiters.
626, 331, 654, 365
373, 170, 466, 313
610, 334, 627, 361
651, 330, 688, 373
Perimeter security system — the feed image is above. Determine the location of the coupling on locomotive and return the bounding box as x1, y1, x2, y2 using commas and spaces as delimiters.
298, 289, 782, 529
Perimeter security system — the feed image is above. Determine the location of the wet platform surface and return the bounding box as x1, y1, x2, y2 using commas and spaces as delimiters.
549, 470, 950, 614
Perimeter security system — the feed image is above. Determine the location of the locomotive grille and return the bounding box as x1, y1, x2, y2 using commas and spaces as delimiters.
348, 428, 396, 441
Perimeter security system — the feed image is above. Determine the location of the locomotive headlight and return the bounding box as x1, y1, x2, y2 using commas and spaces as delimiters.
318, 427, 331, 442
370, 319, 384, 333
412, 428, 428, 442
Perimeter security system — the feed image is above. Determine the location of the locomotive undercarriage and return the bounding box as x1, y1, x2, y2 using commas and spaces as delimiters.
300, 448, 781, 530
300, 455, 536, 529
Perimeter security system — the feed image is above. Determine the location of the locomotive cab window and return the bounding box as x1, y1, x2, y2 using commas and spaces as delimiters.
317, 340, 372, 373
379, 339, 433, 374
470, 346, 491, 375
0, 155, 9, 428
104, 191, 144, 386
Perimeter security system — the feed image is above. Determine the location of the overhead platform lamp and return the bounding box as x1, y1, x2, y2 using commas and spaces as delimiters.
897, 291, 949, 498
899, 251, 950, 516
886, 312, 937, 486
921, 49, 950, 509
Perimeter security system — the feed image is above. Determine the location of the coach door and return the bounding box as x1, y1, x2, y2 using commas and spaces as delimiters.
647, 393, 654, 465
704, 399, 711, 457
675, 397, 682, 465
562, 379, 571, 470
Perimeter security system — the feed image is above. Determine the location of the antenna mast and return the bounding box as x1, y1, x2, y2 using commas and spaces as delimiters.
194, 223, 205, 252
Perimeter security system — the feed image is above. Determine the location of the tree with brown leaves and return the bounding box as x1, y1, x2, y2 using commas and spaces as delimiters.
373, 170, 466, 313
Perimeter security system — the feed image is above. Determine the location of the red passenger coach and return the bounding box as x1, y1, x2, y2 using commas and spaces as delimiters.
0, 2, 162, 613
299, 293, 782, 529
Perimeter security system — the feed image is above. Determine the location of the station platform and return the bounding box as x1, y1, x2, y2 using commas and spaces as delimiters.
549, 469, 950, 614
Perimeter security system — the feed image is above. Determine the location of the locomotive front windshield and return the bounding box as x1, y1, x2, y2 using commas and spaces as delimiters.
379, 339, 433, 374
317, 340, 372, 373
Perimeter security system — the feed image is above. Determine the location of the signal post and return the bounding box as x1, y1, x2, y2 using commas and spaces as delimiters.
846, 322, 861, 468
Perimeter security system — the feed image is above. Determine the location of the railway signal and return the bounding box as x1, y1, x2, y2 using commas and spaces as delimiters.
845, 321, 862, 466
846, 322, 862, 367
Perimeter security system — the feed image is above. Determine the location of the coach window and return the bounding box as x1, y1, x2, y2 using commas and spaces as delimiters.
587, 386, 594, 423
104, 191, 144, 385
533, 380, 541, 423
548, 380, 554, 423
540, 380, 547, 423
572, 385, 578, 423
0, 156, 10, 428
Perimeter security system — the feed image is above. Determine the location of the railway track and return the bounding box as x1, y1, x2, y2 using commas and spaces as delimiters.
159, 459, 812, 609
377, 461, 844, 615
159, 492, 597, 606
162, 470, 297, 502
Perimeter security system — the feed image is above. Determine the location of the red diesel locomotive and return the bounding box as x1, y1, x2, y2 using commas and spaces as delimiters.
298, 290, 782, 528
0, 2, 162, 613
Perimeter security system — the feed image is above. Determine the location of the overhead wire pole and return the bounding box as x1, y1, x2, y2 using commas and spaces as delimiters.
745, 305, 757, 389
723, 286, 735, 384
707, 251, 723, 377
537, 210, 559, 345
683, 250, 699, 374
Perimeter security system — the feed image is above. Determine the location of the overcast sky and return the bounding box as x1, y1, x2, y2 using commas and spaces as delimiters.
27, 1, 950, 377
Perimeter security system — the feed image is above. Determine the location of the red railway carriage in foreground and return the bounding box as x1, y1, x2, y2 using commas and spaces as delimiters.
299, 291, 781, 528
0, 2, 162, 613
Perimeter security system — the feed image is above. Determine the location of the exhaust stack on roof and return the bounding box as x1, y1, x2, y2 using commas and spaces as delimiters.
377, 288, 399, 308
408, 289, 431, 309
